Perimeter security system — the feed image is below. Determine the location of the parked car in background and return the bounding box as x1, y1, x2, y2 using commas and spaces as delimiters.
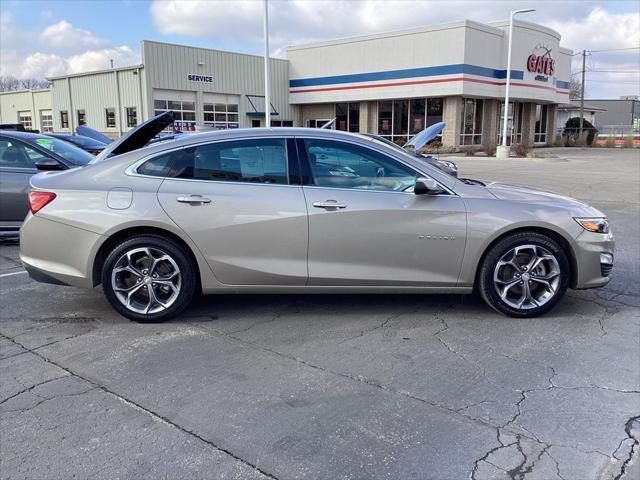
48, 134, 106, 156
76, 125, 113, 144
0, 131, 93, 236
20, 115, 614, 322
360, 122, 458, 177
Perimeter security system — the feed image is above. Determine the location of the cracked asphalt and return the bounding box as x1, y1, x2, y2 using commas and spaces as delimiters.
1, 148, 638, 480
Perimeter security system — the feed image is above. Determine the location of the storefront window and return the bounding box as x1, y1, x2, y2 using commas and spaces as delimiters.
60, 111, 69, 129
378, 101, 392, 136
534, 104, 548, 144
459, 98, 484, 145
378, 97, 444, 144
204, 103, 239, 130
426, 98, 443, 128
409, 99, 426, 134
393, 100, 409, 139
335, 103, 360, 132
77, 109, 86, 126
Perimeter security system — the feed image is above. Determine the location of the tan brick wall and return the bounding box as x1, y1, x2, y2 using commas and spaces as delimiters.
483, 99, 499, 147
442, 96, 462, 147
300, 103, 335, 127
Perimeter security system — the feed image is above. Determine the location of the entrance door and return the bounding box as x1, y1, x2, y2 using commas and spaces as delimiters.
497, 102, 523, 145
297, 137, 467, 286
156, 137, 308, 285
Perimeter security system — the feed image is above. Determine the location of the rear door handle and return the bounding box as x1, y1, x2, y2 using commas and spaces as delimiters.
177, 195, 212, 205
313, 200, 347, 210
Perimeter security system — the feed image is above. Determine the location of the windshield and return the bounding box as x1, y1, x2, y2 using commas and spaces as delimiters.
33, 136, 93, 166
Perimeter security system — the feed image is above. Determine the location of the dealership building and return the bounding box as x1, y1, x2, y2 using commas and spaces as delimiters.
0, 19, 571, 148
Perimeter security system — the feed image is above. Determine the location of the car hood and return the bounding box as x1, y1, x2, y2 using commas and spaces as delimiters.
405, 121, 446, 149
486, 182, 602, 212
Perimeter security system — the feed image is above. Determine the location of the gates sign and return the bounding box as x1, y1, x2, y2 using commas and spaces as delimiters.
527, 54, 555, 76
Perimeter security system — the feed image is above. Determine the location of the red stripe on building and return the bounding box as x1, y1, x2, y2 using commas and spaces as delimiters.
289, 76, 568, 94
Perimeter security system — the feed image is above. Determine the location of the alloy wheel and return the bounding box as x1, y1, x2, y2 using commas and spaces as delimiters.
493, 244, 561, 310
111, 247, 182, 315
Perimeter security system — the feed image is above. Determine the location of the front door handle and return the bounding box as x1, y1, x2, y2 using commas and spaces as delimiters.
313, 200, 347, 210
177, 195, 212, 205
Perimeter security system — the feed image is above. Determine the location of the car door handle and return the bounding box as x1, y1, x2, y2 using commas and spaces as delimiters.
176, 195, 212, 205
313, 200, 347, 210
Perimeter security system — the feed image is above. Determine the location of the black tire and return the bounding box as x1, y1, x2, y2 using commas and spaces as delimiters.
478, 231, 570, 318
101, 234, 196, 322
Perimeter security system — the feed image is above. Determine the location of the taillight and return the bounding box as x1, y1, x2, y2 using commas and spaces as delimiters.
28, 191, 56, 214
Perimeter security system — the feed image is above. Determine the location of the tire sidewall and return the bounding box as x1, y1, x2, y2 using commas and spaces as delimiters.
102, 235, 196, 322
479, 232, 570, 318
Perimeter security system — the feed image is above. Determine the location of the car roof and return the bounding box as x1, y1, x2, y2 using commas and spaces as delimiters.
142, 127, 377, 149
0, 130, 51, 140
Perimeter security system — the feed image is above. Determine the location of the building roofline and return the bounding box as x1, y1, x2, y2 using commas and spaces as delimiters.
287, 18, 563, 52
140, 39, 289, 63
0, 88, 50, 95
488, 19, 561, 41
47, 64, 144, 81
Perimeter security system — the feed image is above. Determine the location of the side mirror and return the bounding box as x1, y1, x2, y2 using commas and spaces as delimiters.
35, 158, 65, 171
414, 176, 445, 195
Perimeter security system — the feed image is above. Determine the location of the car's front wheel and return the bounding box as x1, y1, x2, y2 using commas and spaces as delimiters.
478, 231, 570, 317
101, 235, 196, 322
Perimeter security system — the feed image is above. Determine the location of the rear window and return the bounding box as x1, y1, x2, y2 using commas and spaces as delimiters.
32, 136, 93, 166
137, 152, 174, 177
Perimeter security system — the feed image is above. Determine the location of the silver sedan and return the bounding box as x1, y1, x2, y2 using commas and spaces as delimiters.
20, 118, 614, 322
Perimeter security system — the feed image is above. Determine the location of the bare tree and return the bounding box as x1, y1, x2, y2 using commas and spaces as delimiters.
20, 78, 49, 90
0, 76, 49, 92
569, 76, 583, 100
0, 76, 21, 92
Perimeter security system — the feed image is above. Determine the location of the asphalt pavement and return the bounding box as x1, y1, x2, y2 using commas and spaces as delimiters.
1, 147, 638, 480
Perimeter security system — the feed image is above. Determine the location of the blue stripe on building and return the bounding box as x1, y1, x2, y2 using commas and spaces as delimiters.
289, 64, 525, 88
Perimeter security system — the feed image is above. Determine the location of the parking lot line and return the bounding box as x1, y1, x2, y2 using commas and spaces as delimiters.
0, 270, 26, 278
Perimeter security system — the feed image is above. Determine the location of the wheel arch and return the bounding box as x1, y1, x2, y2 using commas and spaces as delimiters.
92, 226, 204, 291
473, 226, 578, 289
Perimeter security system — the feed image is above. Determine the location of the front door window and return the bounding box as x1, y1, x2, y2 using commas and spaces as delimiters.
303, 138, 416, 192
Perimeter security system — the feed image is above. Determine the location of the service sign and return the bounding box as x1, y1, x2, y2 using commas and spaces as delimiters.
187, 74, 213, 84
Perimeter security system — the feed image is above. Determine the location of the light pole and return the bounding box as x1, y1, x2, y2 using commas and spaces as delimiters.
263, 0, 271, 128
496, 8, 535, 159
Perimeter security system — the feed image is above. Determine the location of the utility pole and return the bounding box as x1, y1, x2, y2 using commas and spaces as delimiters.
263, 0, 271, 128
579, 49, 586, 136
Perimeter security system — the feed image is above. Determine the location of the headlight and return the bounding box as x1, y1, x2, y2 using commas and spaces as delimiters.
574, 217, 609, 233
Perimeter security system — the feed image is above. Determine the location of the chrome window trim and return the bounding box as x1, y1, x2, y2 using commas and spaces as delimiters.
295, 135, 457, 197
126, 135, 295, 185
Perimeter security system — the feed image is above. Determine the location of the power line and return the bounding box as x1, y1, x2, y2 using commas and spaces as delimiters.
588, 47, 640, 53
589, 70, 640, 73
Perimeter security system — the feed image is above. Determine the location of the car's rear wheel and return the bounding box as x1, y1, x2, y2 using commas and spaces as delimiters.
478, 231, 570, 317
102, 235, 196, 322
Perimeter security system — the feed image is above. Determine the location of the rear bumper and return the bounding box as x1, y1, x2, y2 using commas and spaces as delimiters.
20, 214, 103, 288
573, 230, 615, 289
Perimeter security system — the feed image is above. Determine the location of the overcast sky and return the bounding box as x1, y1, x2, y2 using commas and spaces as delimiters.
1, 0, 638, 99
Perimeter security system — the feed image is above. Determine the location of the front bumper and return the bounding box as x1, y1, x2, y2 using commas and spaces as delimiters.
573, 229, 615, 289
20, 214, 103, 288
